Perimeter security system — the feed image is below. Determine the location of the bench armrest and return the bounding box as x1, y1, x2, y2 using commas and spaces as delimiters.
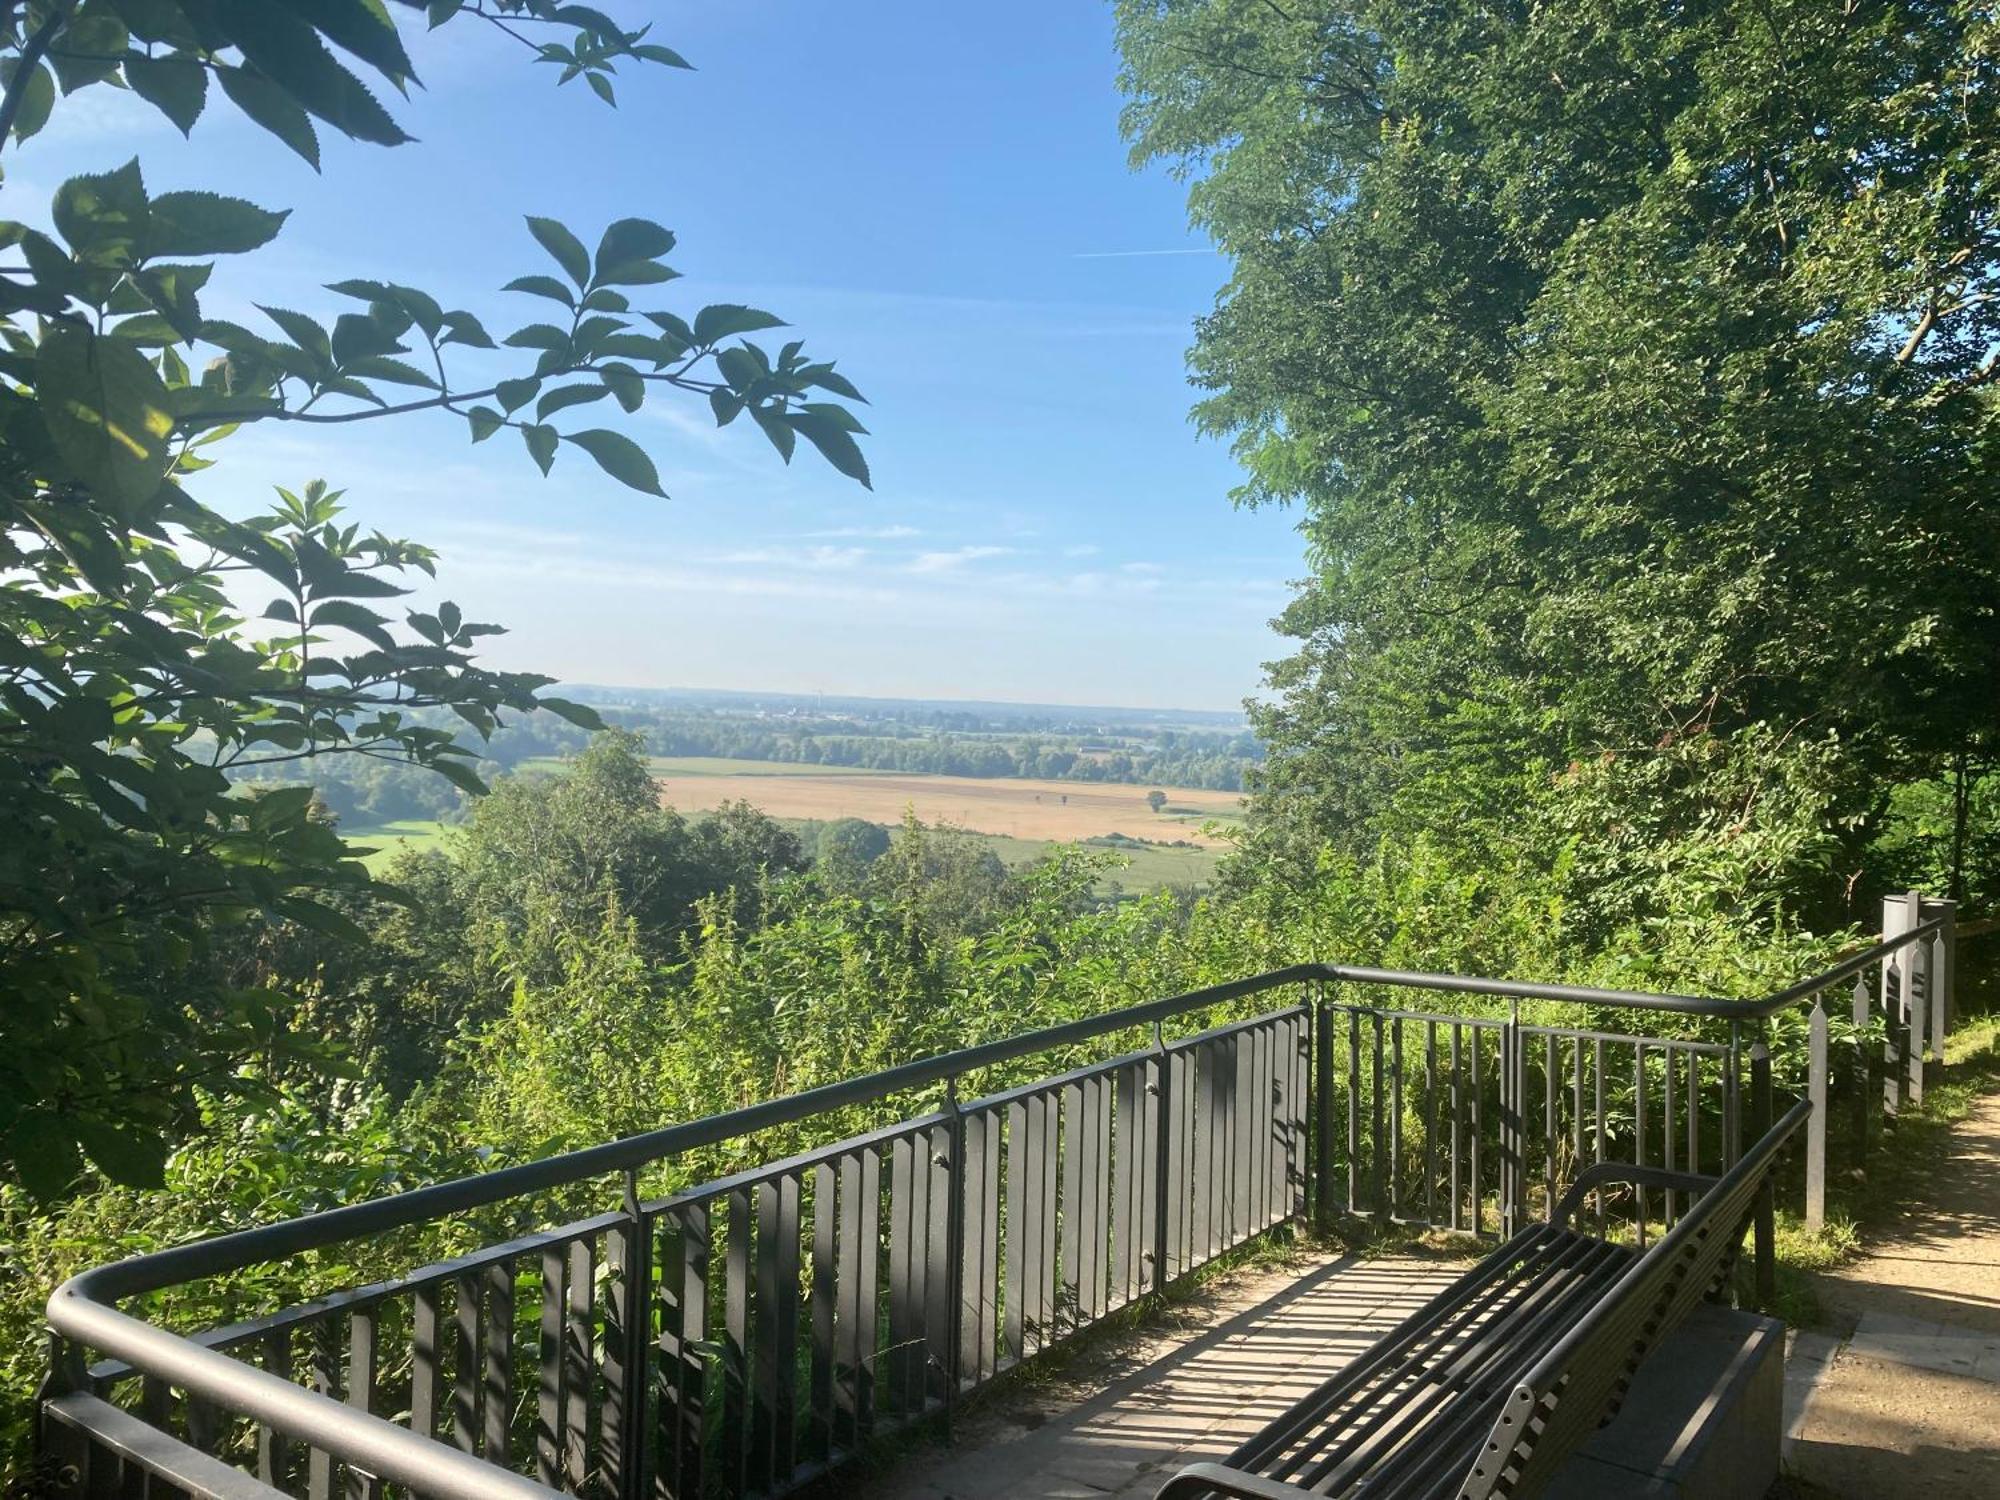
1553, 1162, 1719, 1230
1155, 1462, 1311, 1500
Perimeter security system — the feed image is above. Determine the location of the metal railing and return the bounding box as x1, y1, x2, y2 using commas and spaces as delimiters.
38, 894, 1960, 1500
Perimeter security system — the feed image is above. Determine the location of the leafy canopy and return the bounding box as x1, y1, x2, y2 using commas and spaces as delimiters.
0, 0, 871, 1198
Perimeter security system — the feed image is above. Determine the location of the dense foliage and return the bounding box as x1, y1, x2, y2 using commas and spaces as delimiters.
1115, 0, 2000, 930
0, 1, 868, 1197
0, 730, 1850, 1469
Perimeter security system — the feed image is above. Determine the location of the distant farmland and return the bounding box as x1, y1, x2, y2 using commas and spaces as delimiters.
646, 764, 1242, 845
356, 757, 1245, 887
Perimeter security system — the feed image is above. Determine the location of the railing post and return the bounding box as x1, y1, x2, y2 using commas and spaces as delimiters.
1806, 999, 1828, 1232
1928, 897, 1957, 1055
1151, 1020, 1173, 1290
1907, 925, 1929, 1107
1882, 892, 1917, 1115
941, 1076, 964, 1437
1313, 986, 1336, 1229
1750, 1036, 1774, 1311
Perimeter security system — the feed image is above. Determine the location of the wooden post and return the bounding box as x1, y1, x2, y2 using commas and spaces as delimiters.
1882, 893, 1917, 1115
1806, 999, 1828, 1232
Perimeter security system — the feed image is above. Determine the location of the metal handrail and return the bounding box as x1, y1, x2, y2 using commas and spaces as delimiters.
44, 922, 1946, 1500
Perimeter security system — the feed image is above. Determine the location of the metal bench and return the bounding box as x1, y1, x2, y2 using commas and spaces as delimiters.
1159, 1097, 1811, 1500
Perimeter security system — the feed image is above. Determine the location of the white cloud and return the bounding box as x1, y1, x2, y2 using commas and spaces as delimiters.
805, 524, 921, 539
908, 545, 1015, 574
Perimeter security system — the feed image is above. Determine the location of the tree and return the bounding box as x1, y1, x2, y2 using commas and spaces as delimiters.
815, 816, 891, 888
0, 1, 871, 1198
1147, 789, 1168, 814
1117, 0, 2000, 933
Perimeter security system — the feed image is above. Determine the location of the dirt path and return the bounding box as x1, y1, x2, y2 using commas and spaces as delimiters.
1786, 1089, 2000, 1495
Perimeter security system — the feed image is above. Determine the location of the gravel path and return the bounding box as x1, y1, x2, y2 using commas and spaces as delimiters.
1786, 1088, 2000, 1496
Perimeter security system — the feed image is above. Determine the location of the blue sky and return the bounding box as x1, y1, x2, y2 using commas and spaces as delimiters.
14, 3, 1304, 711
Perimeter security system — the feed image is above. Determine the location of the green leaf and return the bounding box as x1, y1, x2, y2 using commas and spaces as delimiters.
258, 305, 334, 367
586, 71, 615, 105
633, 43, 694, 69
522, 422, 559, 474
692, 303, 787, 345
502, 273, 576, 308
438, 310, 495, 348
52, 159, 150, 266
594, 259, 680, 288
596, 217, 675, 271
525, 215, 592, 289
276, 896, 371, 943
145, 192, 290, 257
429, 756, 489, 797
535, 382, 611, 419
8, 1114, 83, 1201
466, 405, 504, 442
291, 0, 419, 85
496, 375, 540, 413
216, 0, 412, 145
309, 598, 397, 650
3, 59, 55, 141
600, 362, 644, 412
123, 51, 207, 135
788, 407, 872, 488
38, 325, 177, 511
537, 696, 604, 730
218, 65, 322, 167
752, 405, 796, 462
71, 1119, 170, 1190
564, 428, 666, 496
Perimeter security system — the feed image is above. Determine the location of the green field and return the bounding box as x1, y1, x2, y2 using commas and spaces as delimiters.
345, 818, 451, 873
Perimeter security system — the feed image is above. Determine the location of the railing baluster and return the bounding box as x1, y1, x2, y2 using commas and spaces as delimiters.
1003, 1100, 1028, 1367
751, 1180, 780, 1493
1469, 1025, 1484, 1236
259, 1326, 293, 1488
1593, 1037, 1607, 1234
1191, 1051, 1215, 1266
887, 1132, 918, 1416
1687, 1051, 1702, 1201
1424, 1021, 1439, 1228
483, 1260, 514, 1469
536, 1250, 563, 1488
1111, 1067, 1137, 1307
1634, 1044, 1649, 1247
722, 1190, 750, 1494
970, 1107, 1001, 1381
1571, 1037, 1584, 1223
564, 1239, 593, 1494
1078, 1076, 1107, 1323
668, 1205, 710, 1499
346, 1306, 381, 1500
1449, 1024, 1463, 1232
309, 1315, 340, 1500
1370, 1011, 1386, 1218
1544, 1032, 1557, 1220
451, 1276, 479, 1456
809, 1164, 836, 1465
1664, 1046, 1678, 1229
1389, 1018, 1403, 1220
1347, 1007, 1362, 1216
925, 1119, 953, 1411
1060, 1081, 1084, 1334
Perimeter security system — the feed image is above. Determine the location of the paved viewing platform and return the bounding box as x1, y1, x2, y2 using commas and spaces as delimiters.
877, 1251, 1457, 1500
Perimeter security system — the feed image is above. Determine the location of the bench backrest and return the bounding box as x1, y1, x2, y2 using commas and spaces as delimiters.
1460, 1097, 1810, 1500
